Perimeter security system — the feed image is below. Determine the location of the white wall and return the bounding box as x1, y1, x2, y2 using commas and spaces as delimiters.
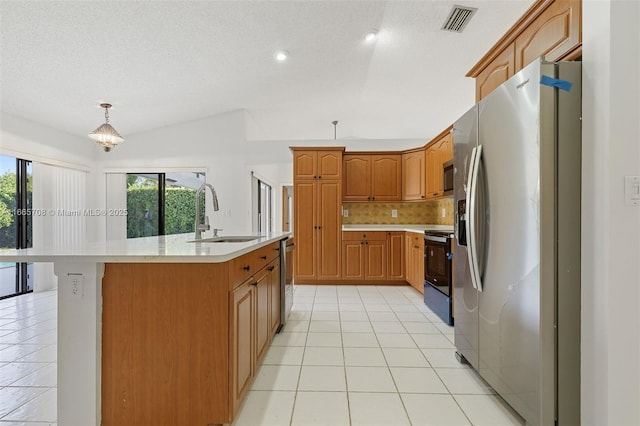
582, 1, 640, 424
98, 110, 252, 235
1, 112, 97, 290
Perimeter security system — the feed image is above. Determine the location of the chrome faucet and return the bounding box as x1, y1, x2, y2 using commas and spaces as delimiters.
194, 182, 220, 240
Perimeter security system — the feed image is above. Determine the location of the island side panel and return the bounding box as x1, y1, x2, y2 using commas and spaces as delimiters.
101, 263, 230, 426
54, 262, 105, 426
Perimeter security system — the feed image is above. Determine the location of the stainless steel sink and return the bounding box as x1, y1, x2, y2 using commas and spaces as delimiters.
188, 236, 261, 243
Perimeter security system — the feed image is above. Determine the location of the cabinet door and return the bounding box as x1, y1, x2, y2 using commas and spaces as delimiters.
387, 232, 404, 280
438, 133, 453, 164
343, 155, 371, 201
293, 151, 317, 180
294, 181, 317, 281
268, 261, 281, 338
317, 180, 342, 280
254, 269, 270, 365
416, 240, 425, 294
475, 44, 515, 101
342, 240, 365, 280
231, 281, 254, 415
405, 234, 415, 286
371, 155, 402, 201
514, 0, 581, 69
402, 150, 426, 201
318, 150, 343, 179
425, 145, 440, 199
365, 240, 387, 280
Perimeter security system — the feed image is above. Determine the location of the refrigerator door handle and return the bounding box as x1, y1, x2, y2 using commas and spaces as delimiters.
467, 145, 484, 292
465, 146, 478, 290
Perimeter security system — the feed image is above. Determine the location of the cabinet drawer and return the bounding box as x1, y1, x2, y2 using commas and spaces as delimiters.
230, 242, 281, 288
342, 231, 386, 241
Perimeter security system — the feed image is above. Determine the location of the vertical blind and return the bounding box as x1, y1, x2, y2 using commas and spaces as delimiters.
32, 163, 87, 249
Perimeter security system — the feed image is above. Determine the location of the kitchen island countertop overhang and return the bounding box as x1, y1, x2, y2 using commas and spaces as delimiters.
0, 231, 291, 426
0, 231, 292, 263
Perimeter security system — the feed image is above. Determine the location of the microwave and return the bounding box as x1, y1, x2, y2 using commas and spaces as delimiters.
443, 160, 454, 195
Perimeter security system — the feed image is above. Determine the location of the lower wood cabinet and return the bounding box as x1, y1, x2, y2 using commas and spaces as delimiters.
342, 232, 387, 280
405, 232, 425, 293
231, 278, 255, 416
231, 258, 280, 417
387, 232, 404, 280
101, 243, 284, 426
341, 231, 407, 282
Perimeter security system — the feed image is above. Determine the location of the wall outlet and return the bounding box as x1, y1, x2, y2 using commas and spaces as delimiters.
391, 209, 398, 218
68, 273, 84, 298
343, 209, 349, 218
441, 208, 446, 218
625, 176, 640, 206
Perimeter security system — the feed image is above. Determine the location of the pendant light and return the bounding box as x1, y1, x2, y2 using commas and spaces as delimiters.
89, 103, 124, 152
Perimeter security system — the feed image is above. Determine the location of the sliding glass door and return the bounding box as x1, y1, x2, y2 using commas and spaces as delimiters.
0, 155, 33, 299
126, 172, 205, 238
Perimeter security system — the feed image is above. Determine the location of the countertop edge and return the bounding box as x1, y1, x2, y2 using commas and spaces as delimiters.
342, 224, 454, 233
0, 233, 292, 263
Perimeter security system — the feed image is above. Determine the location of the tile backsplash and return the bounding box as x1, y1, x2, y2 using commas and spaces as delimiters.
342, 199, 454, 225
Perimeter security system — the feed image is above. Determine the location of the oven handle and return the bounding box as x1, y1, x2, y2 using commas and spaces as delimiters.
424, 235, 448, 244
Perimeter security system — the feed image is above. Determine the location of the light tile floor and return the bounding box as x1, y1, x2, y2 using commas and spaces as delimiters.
0, 285, 524, 426
233, 284, 525, 426
0, 289, 57, 426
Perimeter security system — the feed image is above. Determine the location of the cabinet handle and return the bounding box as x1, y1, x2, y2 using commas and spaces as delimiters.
251, 281, 258, 286
261, 255, 267, 260
433, 192, 438, 196
421, 195, 425, 199
365, 242, 369, 245
372, 197, 375, 200
243, 265, 251, 272
360, 241, 364, 245
268, 266, 275, 272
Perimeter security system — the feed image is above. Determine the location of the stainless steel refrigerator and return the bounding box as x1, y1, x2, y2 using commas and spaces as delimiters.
453, 58, 581, 425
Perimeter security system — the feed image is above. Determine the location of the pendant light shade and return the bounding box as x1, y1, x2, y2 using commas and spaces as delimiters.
89, 103, 124, 152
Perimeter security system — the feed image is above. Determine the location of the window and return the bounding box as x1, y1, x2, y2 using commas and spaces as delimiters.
252, 174, 272, 234
0, 155, 33, 299
126, 172, 205, 238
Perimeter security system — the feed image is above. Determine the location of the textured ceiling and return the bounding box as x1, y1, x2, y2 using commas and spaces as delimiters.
0, 0, 534, 142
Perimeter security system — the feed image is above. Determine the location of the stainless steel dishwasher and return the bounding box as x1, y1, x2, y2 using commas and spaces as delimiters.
278, 236, 294, 331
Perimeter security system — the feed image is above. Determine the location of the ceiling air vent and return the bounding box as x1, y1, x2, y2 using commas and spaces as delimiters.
441, 5, 477, 33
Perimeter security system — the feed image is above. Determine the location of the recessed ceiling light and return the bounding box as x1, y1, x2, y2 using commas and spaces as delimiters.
364, 30, 378, 42
274, 50, 289, 62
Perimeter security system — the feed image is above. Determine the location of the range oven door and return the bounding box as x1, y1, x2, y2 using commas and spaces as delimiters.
424, 235, 451, 296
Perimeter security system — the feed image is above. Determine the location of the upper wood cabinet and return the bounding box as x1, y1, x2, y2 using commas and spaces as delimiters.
343, 154, 402, 201
425, 131, 453, 200
293, 149, 343, 180
468, 0, 582, 101
402, 149, 426, 201
476, 44, 516, 101
514, 0, 581, 69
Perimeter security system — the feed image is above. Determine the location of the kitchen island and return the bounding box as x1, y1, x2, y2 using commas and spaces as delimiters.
0, 232, 291, 426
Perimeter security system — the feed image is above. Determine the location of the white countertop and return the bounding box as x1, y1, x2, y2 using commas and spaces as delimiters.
342, 224, 454, 234
0, 232, 291, 263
